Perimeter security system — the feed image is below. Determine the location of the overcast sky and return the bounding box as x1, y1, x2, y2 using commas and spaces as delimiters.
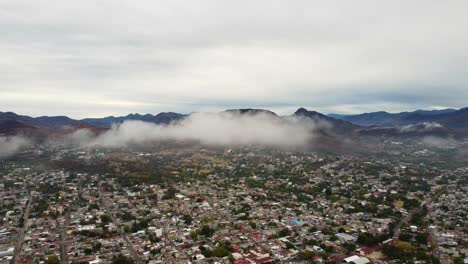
1, 0, 467, 118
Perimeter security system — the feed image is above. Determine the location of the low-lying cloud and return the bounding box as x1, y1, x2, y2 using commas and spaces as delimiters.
399, 122, 444, 133
68, 112, 320, 148
421, 136, 457, 148
0, 136, 31, 158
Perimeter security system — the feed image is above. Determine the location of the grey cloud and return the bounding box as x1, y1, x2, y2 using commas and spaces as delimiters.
421, 136, 457, 148
67, 112, 321, 148
399, 122, 443, 133
1, 0, 468, 117
0, 136, 31, 159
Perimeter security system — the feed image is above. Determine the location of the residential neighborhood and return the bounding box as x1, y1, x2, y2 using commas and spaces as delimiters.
1, 145, 466, 263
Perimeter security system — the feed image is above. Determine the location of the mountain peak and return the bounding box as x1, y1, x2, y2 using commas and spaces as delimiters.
294, 108, 324, 117
224, 108, 278, 117
294, 107, 308, 114
292, 107, 360, 136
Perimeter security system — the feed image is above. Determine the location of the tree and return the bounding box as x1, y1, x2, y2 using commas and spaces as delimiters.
92, 242, 102, 252
199, 246, 213, 258
213, 245, 230, 257
131, 219, 149, 232
200, 225, 215, 237
415, 232, 428, 245
382, 242, 416, 260
343, 242, 356, 253
382, 244, 403, 259
284, 241, 296, 250
45, 256, 59, 264
190, 230, 199, 240
399, 232, 412, 242
112, 254, 134, 264
306, 239, 318, 246
277, 227, 291, 238
84, 248, 93, 255
228, 254, 235, 263
162, 186, 177, 200
101, 214, 112, 225
357, 233, 379, 246
182, 214, 193, 225
297, 251, 317, 261
415, 249, 428, 261
147, 193, 158, 202
119, 211, 136, 221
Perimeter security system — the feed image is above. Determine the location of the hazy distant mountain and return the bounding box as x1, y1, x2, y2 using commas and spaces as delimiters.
0, 119, 40, 137
328, 108, 458, 127
422, 107, 468, 133
0, 112, 94, 139
0, 112, 81, 127
355, 122, 456, 138
223, 108, 279, 118
1, 107, 467, 140
329, 111, 395, 126
0, 112, 36, 125
223, 107, 361, 137
294, 108, 360, 136
82, 112, 186, 127
0, 111, 186, 129
34, 116, 81, 127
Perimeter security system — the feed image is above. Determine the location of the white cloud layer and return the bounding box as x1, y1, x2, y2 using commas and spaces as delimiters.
67, 112, 318, 147
0, 136, 31, 158
1, 0, 468, 117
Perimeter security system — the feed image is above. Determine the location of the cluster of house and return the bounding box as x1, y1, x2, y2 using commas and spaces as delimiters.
1, 166, 32, 263
1, 147, 467, 263
428, 169, 468, 263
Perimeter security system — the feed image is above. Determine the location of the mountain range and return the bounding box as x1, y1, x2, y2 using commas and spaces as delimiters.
1, 107, 467, 139
329, 107, 468, 135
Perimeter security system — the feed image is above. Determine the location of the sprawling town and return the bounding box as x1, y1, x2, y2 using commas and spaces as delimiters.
1, 143, 467, 264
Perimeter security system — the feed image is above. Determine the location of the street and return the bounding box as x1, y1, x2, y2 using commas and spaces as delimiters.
10, 192, 32, 264
99, 181, 142, 264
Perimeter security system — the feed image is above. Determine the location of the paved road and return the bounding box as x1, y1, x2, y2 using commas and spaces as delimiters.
57, 178, 84, 264
429, 228, 440, 260
57, 210, 71, 264
425, 201, 441, 261
10, 192, 32, 264
391, 193, 443, 261
99, 182, 142, 264
393, 197, 432, 241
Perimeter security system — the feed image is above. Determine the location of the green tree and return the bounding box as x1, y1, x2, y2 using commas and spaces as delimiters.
284, 241, 296, 250
213, 246, 230, 257
112, 254, 134, 264
399, 232, 412, 242
199, 246, 213, 258
200, 225, 215, 237
101, 214, 112, 225
182, 214, 193, 225
162, 186, 177, 200
277, 227, 291, 238
297, 251, 317, 261
44, 255, 59, 264
357, 233, 379, 246
343, 242, 356, 253
415, 232, 428, 245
